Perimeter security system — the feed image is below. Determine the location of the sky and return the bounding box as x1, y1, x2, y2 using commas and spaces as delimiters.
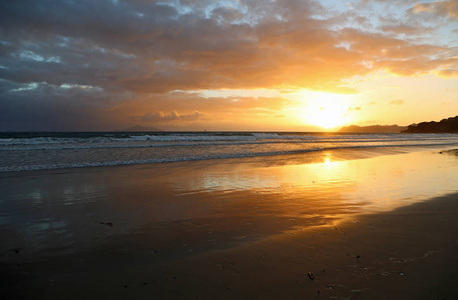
0, 0, 457, 131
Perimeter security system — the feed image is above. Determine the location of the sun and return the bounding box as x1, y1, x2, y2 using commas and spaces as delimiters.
301, 92, 352, 130
309, 106, 348, 129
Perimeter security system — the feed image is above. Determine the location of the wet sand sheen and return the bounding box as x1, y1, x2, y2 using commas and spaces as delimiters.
0, 148, 457, 299
164, 192, 458, 300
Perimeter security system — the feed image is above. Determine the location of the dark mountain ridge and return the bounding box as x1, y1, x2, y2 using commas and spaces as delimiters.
402, 116, 458, 133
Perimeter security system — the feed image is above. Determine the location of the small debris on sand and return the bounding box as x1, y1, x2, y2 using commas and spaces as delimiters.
99, 222, 113, 227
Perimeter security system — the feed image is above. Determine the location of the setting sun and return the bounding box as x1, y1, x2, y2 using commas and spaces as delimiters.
301, 92, 352, 130
308, 106, 348, 129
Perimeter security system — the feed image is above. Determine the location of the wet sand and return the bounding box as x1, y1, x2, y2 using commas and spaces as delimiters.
1, 148, 457, 299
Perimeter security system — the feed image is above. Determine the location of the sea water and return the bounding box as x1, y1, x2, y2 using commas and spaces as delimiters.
1, 131, 458, 172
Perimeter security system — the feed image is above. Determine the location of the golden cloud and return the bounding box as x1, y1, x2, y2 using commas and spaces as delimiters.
412, 1, 458, 19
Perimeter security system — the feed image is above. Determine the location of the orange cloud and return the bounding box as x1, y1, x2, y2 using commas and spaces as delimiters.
132, 110, 206, 123
411, 1, 458, 19
380, 24, 434, 35
340, 28, 458, 76
107, 92, 295, 126
3, 0, 457, 96
389, 100, 404, 105
438, 68, 458, 78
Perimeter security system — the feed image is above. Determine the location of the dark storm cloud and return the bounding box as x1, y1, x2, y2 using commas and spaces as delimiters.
0, 79, 113, 131
0, 0, 374, 94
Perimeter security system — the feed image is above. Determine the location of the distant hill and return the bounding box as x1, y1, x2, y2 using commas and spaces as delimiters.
121, 125, 164, 132
338, 125, 407, 133
402, 116, 458, 133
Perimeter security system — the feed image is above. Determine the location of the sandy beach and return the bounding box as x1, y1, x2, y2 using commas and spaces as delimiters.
1, 148, 457, 299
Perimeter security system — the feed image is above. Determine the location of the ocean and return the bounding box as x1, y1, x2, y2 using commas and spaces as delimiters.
1, 131, 458, 172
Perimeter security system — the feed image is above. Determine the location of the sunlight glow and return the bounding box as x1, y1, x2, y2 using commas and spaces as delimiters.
302, 92, 352, 129
309, 106, 347, 129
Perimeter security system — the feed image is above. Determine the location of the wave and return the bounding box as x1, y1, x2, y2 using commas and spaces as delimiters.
1, 132, 456, 148
2, 142, 457, 173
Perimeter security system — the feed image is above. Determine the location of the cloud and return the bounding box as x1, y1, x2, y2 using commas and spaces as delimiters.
0, 80, 117, 131
389, 99, 404, 105
410, 1, 458, 20
380, 23, 433, 35
136, 110, 205, 122
348, 106, 362, 111
438, 68, 458, 78
340, 28, 456, 76
0, 0, 457, 130
2, 0, 454, 96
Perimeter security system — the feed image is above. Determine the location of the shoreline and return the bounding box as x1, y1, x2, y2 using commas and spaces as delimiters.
2, 144, 456, 177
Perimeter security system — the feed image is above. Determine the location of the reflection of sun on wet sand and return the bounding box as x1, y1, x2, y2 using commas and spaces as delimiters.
0, 148, 457, 299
